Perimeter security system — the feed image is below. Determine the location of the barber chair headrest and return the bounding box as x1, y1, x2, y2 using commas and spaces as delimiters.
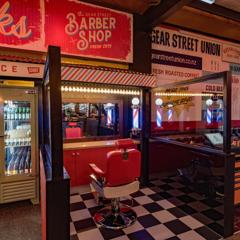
115, 138, 134, 150
68, 122, 77, 127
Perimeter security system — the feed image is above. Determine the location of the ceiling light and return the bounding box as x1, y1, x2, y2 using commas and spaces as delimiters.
200, 0, 215, 4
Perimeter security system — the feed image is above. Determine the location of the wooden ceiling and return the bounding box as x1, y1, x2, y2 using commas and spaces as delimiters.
82, 0, 158, 14
87, 0, 240, 15
84, 0, 240, 42
215, 0, 240, 12
164, 6, 240, 42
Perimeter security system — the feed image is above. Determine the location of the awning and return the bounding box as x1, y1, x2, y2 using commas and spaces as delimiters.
0, 55, 156, 87
61, 65, 156, 88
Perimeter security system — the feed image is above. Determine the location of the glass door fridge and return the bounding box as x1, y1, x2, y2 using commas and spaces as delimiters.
0, 86, 38, 204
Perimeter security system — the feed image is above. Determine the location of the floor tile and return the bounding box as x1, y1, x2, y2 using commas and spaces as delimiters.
207, 222, 224, 236
149, 186, 162, 193
188, 201, 211, 212
168, 182, 185, 189
161, 178, 176, 184
195, 226, 221, 240
140, 188, 155, 195
74, 218, 96, 233
70, 202, 86, 212
70, 222, 77, 235
164, 219, 191, 235
178, 204, 197, 215
132, 205, 149, 217
84, 199, 98, 208
178, 187, 193, 194
179, 215, 204, 229
121, 198, 139, 207
165, 237, 181, 240
81, 193, 94, 201
137, 214, 160, 228
157, 192, 173, 199
178, 230, 206, 240
168, 207, 187, 218
123, 221, 143, 234
127, 229, 155, 240
70, 209, 91, 222
147, 224, 175, 240
177, 195, 196, 204
70, 235, 79, 240
153, 210, 177, 223
188, 192, 205, 201
157, 200, 175, 210
148, 193, 163, 201
167, 189, 185, 197
201, 199, 222, 208
151, 180, 165, 186
167, 197, 184, 206
201, 209, 223, 221
77, 228, 104, 240
70, 194, 83, 204
111, 236, 129, 240
159, 184, 174, 191
88, 206, 103, 217
130, 191, 145, 198
191, 212, 214, 226
100, 228, 125, 240
134, 196, 153, 205
143, 202, 163, 213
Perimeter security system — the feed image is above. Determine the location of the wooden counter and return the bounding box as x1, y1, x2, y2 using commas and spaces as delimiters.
64, 139, 139, 150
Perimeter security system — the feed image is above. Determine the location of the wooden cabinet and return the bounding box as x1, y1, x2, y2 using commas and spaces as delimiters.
63, 141, 138, 187
63, 146, 115, 186
63, 150, 77, 187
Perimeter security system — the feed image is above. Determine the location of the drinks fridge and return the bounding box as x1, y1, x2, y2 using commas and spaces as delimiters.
0, 85, 38, 204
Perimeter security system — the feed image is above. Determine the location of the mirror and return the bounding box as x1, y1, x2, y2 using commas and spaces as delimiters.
62, 102, 120, 139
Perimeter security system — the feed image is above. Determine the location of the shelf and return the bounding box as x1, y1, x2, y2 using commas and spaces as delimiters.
5, 145, 31, 148
4, 119, 30, 122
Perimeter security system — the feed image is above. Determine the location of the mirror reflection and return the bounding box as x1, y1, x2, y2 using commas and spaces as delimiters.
62, 102, 119, 139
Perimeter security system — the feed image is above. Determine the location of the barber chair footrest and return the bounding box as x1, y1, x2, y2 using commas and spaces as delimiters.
94, 204, 137, 229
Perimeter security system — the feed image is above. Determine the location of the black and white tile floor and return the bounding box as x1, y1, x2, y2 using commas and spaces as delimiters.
70, 175, 223, 240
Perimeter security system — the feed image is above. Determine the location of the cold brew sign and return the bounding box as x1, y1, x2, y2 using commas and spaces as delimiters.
0, 0, 133, 63
45, 0, 133, 62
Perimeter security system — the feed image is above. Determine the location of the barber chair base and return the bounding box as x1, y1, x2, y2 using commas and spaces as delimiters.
94, 204, 137, 230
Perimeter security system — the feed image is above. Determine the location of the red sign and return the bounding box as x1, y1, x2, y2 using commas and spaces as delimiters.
0, 0, 133, 63
45, 0, 133, 62
0, 0, 43, 50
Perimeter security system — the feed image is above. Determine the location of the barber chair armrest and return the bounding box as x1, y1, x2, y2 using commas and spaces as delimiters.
89, 163, 106, 178
90, 174, 104, 188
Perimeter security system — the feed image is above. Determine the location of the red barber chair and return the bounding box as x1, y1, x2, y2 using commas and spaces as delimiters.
65, 122, 83, 139
89, 139, 141, 229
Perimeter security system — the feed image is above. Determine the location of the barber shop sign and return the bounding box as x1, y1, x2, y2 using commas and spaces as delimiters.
0, 0, 133, 63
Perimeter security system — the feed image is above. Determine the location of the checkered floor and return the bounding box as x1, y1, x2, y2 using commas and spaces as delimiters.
70, 175, 223, 240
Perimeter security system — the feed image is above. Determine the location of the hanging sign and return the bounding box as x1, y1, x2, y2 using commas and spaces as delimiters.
44, 0, 133, 62
0, 0, 133, 63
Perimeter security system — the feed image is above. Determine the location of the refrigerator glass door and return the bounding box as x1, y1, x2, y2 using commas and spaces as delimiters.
4, 100, 32, 176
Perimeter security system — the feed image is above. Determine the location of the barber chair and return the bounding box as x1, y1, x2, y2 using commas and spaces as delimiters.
178, 152, 224, 197
65, 123, 83, 139
89, 139, 141, 229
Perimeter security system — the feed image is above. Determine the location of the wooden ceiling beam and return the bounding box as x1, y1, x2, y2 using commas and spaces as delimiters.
143, 0, 194, 30
76, 0, 133, 14
189, 1, 240, 22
